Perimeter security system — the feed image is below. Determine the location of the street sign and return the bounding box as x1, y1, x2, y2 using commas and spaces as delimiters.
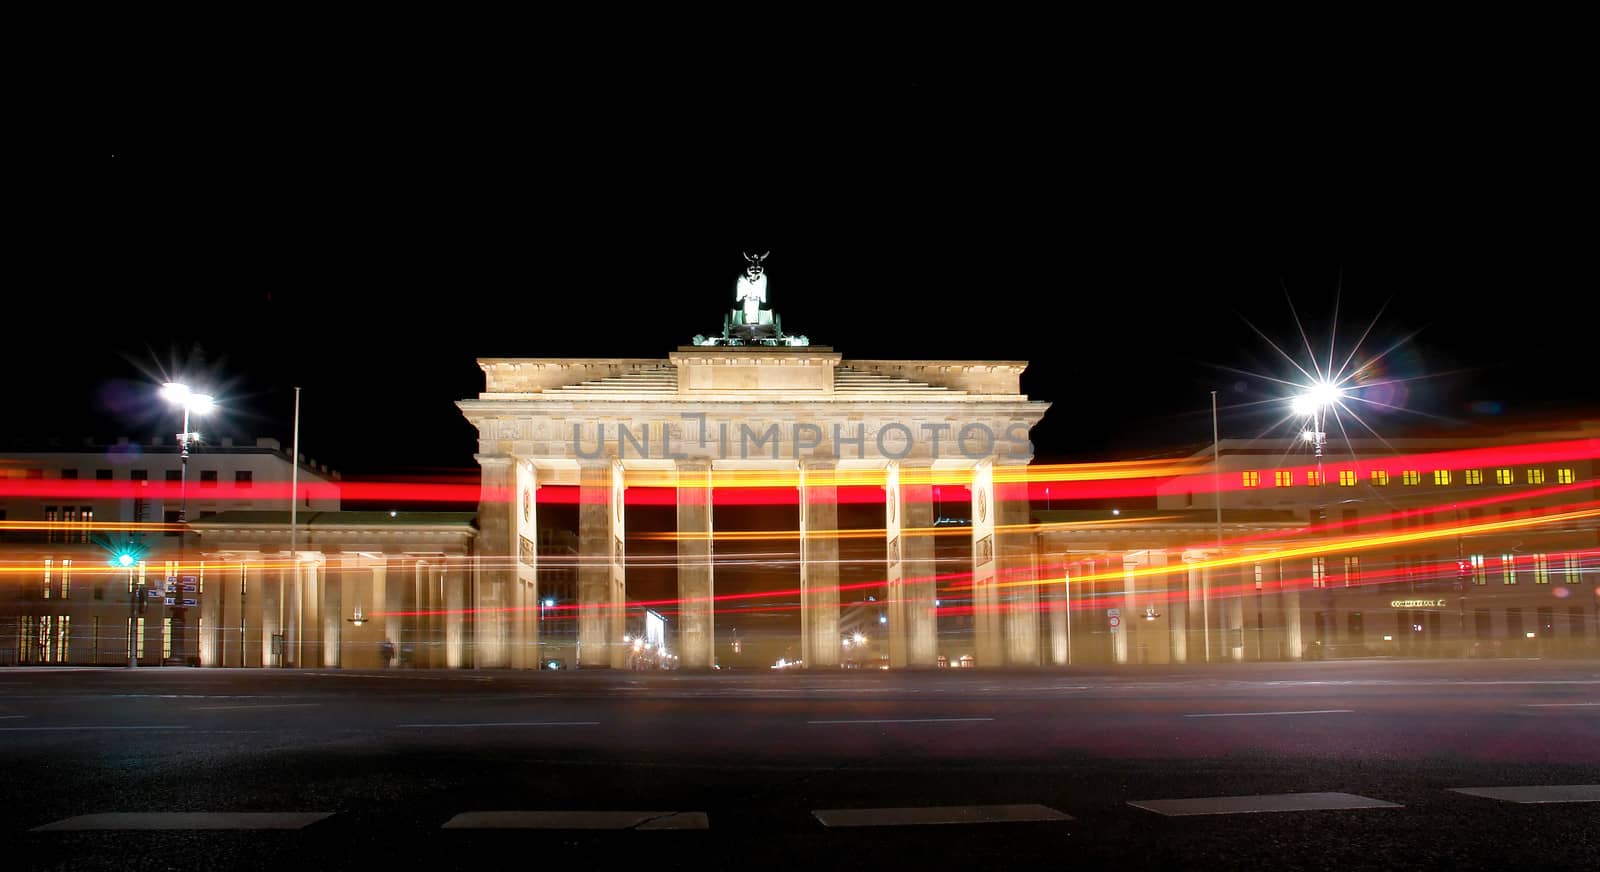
182, 583, 197, 593
1108, 615, 1122, 629
164, 597, 176, 606
181, 598, 198, 607
1107, 608, 1121, 617
146, 589, 163, 599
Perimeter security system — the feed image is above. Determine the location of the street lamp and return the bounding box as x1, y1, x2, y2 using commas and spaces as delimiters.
161, 382, 213, 665
1292, 380, 1343, 527
119, 552, 139, 668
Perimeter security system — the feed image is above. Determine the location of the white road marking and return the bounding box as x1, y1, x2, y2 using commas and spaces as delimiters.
0, 715, 25, 720
396, 721, 599, 728
1450, 785, 1600, 804
814, 804, 1071, 827
1184, 709, 1355, 718
33, 812, 333, 831
443, 811, 708, 829
191, 703, 323, 711
1129, 792, 1401, 816
0, 725, 186, 732
1521, 702, 1600, 707
806, 718, 994, 725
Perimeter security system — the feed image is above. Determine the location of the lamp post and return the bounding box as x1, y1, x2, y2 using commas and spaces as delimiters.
1291, 381, 1342, 530
161, 382, 213, 665
121, 553, 139, 668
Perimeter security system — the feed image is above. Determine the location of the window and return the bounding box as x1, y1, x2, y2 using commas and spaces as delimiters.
1527, 468, 1545, 485
1495, 468, 1513, 485
1470, 554, 1486, 585
200, 470, 218, 488
78, 506, 92, 542
1339, 470, 1356, 486
1464, 469, 1482, 485
60, 468, 78, 480
1253, 563, 1264, 590
166, 470, 182, 483
1557, 468, 1575, 484
162, 618, 173, 660
96, 469, 112, 481
1370, 470, 1390, 486
60, 560, 70, 599
165, 510, 181, 536
1502, 553, 1517, 585
1310, 557, 1327, 588
1241, 471, 1259, 488
1565, 554, 1584, 584
1402, 470, 1421, 485
1506, 608, 1524, 639
43, 558, 52, 599
55, 616, 69, 662
1306, 471, 1321, 486
1343, 555, 1361, 587
1532, 553, 1549, 584
1433, 470, 1451, 486
131, 470, 148, 522
1275, 471, 1292, 487
1341, 508, 1358, 525
236, 470, 253, 488
44, 505, 59, 542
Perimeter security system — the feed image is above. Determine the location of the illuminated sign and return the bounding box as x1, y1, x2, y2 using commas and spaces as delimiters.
1390, 599, 1447, 608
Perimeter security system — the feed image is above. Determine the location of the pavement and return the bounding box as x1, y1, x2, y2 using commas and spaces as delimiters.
3, 660, 1598, 870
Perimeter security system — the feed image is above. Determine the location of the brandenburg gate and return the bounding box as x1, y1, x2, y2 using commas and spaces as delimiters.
458, 258, 1051, 669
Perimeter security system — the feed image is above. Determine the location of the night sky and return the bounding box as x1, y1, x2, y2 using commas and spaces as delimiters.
45, 71, 1596, 481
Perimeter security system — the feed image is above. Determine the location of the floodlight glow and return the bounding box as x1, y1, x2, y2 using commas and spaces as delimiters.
118, 554, 134, 567
1292, 381, 1343, 416
188, 393, 215, 414
161, 382, 191, 403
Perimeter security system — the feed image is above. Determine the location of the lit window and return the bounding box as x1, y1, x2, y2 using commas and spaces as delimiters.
1495, 468, 1513, 485
55, 615, 69, 663
1465, 469, 1483, 485
1343, 556, 1360, 587
1275, 471, 1293, 487
1241, 471, 1260, 488
163, 618, 173, 660
1527, 468, 1545, 485
44, 506, 58, 543
1433, 470, 1451, 486
1470, 554, 1486, 585
1556, 468, 1575, 484
1339, 470, 1356, 487
79, 506, 92, 543
1564, 554, 1583, 584
43, 558, 52, 599
1254, 563, 1264, 590
1402, 470, 1420, 485
1502, 553, 1517, 585
1371, 470, 1390, 486
60, 560, 70, 599
1532, 553, 1549, 584
1306, 471, 1322, 486
1310, 557, 1326, 588
134, 617, 146, 658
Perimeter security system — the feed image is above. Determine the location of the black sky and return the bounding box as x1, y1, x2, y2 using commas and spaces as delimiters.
38, 61, 1597, 478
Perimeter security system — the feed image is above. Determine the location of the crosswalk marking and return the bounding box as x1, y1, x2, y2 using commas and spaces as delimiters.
813, 804, 1071, 827
1129, 792, 1400, 816
32, 813, 332, 831
443, 811, 708, 830
1450, 785, 1600, 804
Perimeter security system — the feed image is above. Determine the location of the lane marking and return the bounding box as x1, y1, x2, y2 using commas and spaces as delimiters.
443, 811, 708, 830
0, 725, 186, 732
814, 804, 1070, 827
396, 721, 599, 728
191, 703, 323, 711
0, 715, 25, 720
33, 812, 333, 831
806, 718, 994, 725
1130, 792, 1401, 816
1450, 785, 1600, 804
1521, 702, 1600, 708
1184, 710, 1355, 718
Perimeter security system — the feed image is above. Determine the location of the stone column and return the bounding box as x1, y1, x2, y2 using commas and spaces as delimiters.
1046, 565, 1070, 666
608, 458, 628, 669
377, 558, 400, 667
677, 459, 715, 669
998, 472, 1039, 667
578, 461, 620, 668
970, 458, 1003, 667
285, 560, 301, 667
885, 461, 905, 668
1167, 549, 1188, 664
513, 461, 538, 670
799, 459, 840, 669
200, 565, 223, 667
899, 462, 938, 668
1278, 558, 1303, 660
445, 560, 467, 668
474, 455, 514, 668
414, 561, 430, 668
1225, 565, 1246, 663
321, 557, 341, 668
300, 558, 322, 669
1185, 555, 1209, 663
261, 557, 281, 667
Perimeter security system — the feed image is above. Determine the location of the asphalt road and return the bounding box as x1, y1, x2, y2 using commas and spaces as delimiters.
4, 661, 1598, 870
